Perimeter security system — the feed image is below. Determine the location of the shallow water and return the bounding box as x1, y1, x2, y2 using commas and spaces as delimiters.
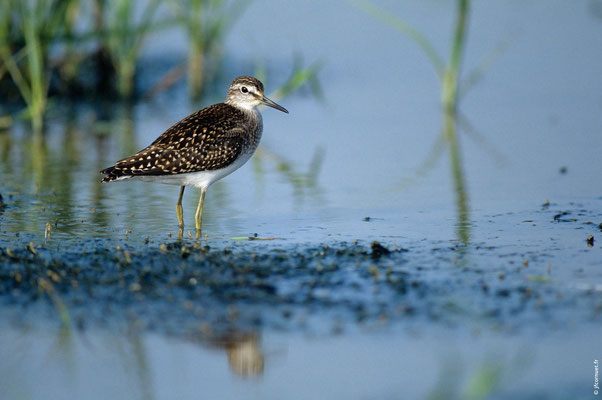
0, 327, 596, 400
1, 1, 602, 399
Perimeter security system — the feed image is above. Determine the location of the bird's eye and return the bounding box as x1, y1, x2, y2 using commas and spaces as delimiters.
241, 86, 248, 93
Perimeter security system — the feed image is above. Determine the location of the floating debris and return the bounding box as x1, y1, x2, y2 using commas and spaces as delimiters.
231, 236, 276, 241
180, 246, 191, 259
129, 282, 142, 292
527, 275, 548, 283
47, 269, 61, 283
370, 241, 390, 258
553, 211, 575, 222
27, 241, 37, 256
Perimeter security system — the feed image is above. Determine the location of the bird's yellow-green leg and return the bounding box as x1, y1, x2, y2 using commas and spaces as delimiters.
195, 187, 207, 238
176, 186, 185, 238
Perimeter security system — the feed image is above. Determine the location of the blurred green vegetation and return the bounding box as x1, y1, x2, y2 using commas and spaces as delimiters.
0, 1, 324, 233
0, 0, 321, 133
103, 0, 161, 98
352, 0, 501, 245
425, 350, 533, 400
425, 359, 503, 400
167, 0, 250, 99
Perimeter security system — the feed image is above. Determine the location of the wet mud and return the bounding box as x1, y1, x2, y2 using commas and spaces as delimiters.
1, 201, 600, 339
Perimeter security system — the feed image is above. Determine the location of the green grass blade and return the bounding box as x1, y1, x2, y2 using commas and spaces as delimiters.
348, 0, 445, 78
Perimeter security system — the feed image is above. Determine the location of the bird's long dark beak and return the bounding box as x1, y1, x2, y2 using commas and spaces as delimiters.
260, 96, 288, 113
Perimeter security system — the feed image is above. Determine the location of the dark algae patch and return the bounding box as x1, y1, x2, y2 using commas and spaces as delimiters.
0, 241, 412, 334
1, 199, 601, 338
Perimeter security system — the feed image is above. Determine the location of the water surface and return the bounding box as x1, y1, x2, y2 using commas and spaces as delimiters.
1, 1, 601, 399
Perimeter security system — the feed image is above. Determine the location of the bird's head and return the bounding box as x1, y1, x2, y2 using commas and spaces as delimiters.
225, 76, 288, 114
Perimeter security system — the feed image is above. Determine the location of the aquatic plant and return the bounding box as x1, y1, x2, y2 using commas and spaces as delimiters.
443, 0, 470, 244
168, 0, 250, 99
253, 146, 325, 205
100, 0, 161, 98
250, 56, 324, 202
351, 0, 478, 244
265, 55, 324, 102
0, 0, 86, 132
0, 0, 63, 134
0, 0, 322, 134
425, 359, 504, 400
38, 277, 72, 328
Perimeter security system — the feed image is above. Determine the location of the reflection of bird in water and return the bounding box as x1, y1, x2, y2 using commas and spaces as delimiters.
100, 76, 288, 237
224, 333, 264, 377
187, 330, 264, 378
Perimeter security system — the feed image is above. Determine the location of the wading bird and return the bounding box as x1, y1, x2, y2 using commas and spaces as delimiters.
101, 76, 288, 237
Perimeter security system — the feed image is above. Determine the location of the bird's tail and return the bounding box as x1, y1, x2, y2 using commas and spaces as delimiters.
100, 166, 130, 183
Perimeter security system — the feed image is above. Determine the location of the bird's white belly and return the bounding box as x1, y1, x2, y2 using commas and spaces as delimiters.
134, 149, 255, 189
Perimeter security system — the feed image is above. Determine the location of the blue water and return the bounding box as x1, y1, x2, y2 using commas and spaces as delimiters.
1, 1, 601, 399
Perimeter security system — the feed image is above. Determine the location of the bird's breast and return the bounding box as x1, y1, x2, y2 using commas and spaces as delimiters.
244, 109, 263, 153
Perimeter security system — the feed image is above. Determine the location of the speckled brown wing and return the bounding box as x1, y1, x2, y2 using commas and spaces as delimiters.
101, 103, 247, 181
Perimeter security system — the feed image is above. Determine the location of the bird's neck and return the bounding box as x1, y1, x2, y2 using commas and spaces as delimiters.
232, 104, 261, 124
225, 98, 255, 111
246, 108, 263, 149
